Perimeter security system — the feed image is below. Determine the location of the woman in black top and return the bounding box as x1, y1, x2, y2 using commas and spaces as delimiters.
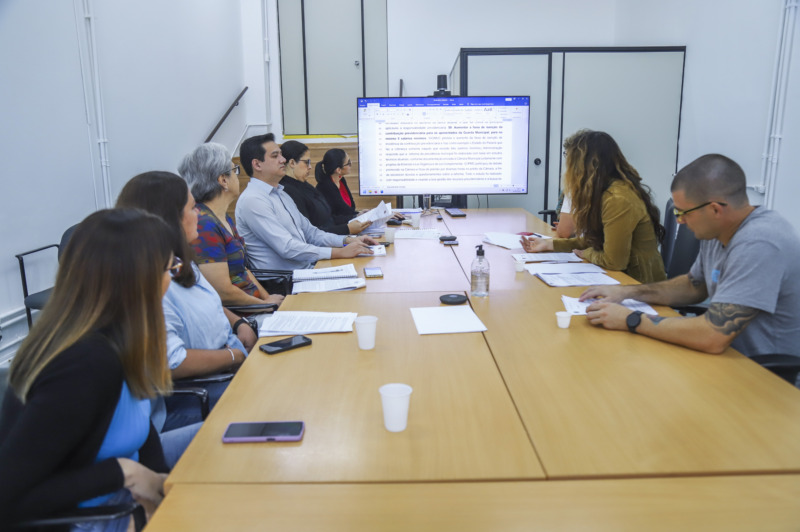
314, 148, 360, 220
0, 209, 175, 529
280, 141, 371, 235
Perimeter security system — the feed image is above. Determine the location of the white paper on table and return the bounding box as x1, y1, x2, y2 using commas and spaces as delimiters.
292, 264, 357, 281
393, 208, 421, 214
291, 278, 366, 294
535, 272, 620, 287
259, 311, 358, 336
561, 296, 658, 316
394, 229, 441, 239
409, 306, 487, 335
483, 232, 526, 249
525, 262, 605, 275
358, 244, 386, 257
355, 201, 393, 224
512, 252, 582, 263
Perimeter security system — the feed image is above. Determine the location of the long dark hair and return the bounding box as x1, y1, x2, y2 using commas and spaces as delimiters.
116, 171, 196, 288
314, 148, 347, 184
564, 130, 665, 250
10, 209, 173, 400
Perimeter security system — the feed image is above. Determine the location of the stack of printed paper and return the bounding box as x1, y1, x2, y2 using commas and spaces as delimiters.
293, 264, 357, 281
259, 311, 358, 336
292, 278, 366, 294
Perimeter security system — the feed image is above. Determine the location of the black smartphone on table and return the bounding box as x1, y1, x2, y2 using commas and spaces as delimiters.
259, 335, 312, 355
222, 421, 305, 442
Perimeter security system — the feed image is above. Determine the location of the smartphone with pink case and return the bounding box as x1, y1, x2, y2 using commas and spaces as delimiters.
222, 421, 305, 443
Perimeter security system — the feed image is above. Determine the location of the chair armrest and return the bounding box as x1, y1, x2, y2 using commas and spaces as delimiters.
174, 372, 235, 387
226, 303, 278, 314
538, 209, 558, 225
14, 244, 59, 261
171, 387, 210, 420
12, 502, 145, 530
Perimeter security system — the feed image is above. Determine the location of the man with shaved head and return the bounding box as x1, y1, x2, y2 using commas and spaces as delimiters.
581, 154, 800, 357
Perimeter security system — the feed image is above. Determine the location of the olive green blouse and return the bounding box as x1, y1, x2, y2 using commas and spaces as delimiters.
552, 180, 666, 284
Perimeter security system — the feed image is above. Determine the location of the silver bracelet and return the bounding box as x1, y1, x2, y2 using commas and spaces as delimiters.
226, 347, 236, 363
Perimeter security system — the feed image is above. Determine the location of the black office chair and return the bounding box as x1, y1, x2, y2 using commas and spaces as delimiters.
750, 354, 800, 386
247, 265, 294, 296
661, 199, 707, 316
661, 199, 701, 279
538, 209, 558, 226
15, 225, 79, 328
0, 366, 147, 531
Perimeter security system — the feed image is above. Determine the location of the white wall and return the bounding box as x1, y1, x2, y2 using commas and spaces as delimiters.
385, 0, 617, 97
0, 0, 103, 358
92, 0, 246, 197
614, 0, 782, 204
0, 0, 249, 358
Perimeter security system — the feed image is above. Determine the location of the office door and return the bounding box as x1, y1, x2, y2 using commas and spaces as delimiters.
279, 0, 369, 135
464, 54, 550, 214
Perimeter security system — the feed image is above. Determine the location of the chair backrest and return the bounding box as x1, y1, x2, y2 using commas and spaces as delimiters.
57, 224, 79, 260
662, 199, 701, 278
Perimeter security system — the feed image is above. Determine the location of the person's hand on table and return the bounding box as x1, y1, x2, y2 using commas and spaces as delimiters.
573, 248, 587, 260
578, 285, 626, 303
520, 235, 554, 253
340, 241, 374, 258
356, 235, 379, 246
348, 219, 372, 234
265, 293, 285, 307
236, 323, 257, 351
391, 212, 405, 220
585, 300, 631, 330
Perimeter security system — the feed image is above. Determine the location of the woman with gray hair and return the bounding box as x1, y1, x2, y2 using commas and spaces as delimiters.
179, 143, 284, 307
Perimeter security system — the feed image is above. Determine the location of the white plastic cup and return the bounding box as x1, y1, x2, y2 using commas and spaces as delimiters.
411, 213, 421, 229
556, 311, 572, 329
384, 227, 396, 243
379, 383, 413, 432
355, 315, 378, 350
514, 260, 525, 272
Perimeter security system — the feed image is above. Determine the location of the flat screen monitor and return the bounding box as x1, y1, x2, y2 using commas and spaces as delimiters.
357, 96, 530, 196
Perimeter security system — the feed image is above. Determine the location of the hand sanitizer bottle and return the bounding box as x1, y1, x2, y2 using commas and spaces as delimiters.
470, 244, 490, 297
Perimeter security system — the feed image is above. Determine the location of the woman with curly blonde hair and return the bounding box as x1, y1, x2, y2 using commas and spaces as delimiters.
522, 129, 666, 283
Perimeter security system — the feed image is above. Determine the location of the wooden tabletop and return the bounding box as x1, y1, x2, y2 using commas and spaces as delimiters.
318, 237, 469, 293
148, 475, 800, 531
471, 288, 800, 478
439, 207, 550, 236
167, 291, 544, 486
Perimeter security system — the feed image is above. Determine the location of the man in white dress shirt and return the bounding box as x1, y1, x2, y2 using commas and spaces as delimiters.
235, 134, 376, 270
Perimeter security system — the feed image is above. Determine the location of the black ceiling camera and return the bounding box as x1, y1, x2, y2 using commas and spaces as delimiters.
433, 74, 451, 97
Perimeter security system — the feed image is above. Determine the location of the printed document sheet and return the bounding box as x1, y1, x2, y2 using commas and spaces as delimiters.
358, 245, 386, 257
561, 296, 658, 315
292, 278, 366, 294
525, 263, 605, 275
259, 311, 358, 336
534, 272, 620, 287
292, 264, 357, 281
355, 201, 393, 224
410, 306, 487, 335
512, 252, 582, 263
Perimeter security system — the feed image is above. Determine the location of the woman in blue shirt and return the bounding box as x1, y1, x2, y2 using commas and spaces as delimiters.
0, 209, 174, 530
117, 172, 256, 429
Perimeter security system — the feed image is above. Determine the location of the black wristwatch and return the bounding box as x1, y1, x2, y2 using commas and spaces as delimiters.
233, 316, 258, 336
626, 311, 644, 334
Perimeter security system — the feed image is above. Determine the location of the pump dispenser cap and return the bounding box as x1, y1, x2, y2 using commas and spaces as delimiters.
475, 244, 485, 256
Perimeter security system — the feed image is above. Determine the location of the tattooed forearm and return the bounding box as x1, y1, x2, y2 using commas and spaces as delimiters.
704, 303, 759, 336
649, 316, 668, 325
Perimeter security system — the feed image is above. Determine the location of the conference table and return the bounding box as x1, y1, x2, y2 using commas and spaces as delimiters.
151, 208, 800, 530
